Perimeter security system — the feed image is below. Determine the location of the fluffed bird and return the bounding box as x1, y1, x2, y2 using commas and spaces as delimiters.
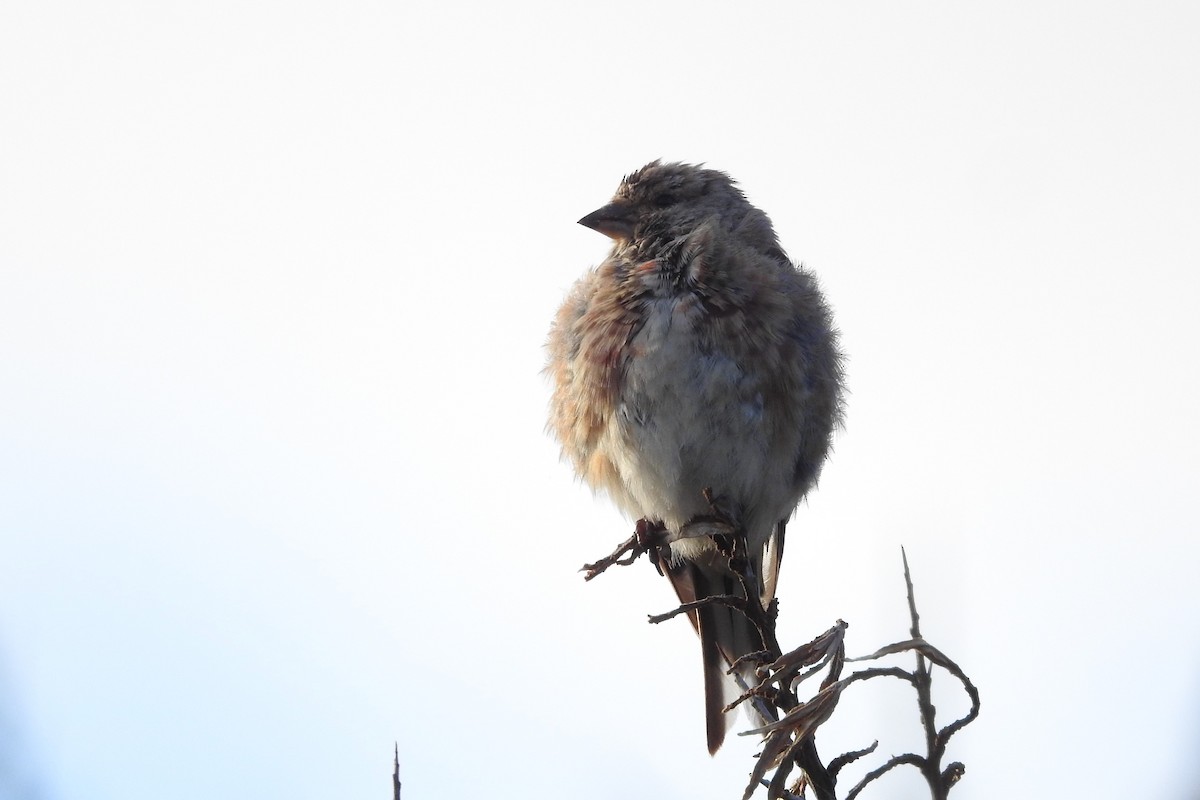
546, 161, 844, 754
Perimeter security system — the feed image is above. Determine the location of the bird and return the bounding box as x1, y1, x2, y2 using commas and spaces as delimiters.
546, 161, 844, 754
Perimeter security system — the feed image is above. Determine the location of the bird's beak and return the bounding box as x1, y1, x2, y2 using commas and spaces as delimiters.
578, 202, 635, 241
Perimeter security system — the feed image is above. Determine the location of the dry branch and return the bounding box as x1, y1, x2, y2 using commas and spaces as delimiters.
582, 524, 979, 800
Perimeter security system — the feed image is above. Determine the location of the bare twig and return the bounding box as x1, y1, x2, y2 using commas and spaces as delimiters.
580, 520, 669, 580
733, 549, 978, 800
827, 740, 879, 781
580, 532, 644, 580
845, 753, 926, 799
393, 743, 401, 800
647, 593, 749, 625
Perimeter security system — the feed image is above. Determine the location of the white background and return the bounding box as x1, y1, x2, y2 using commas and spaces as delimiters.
2, 2, 1199, 799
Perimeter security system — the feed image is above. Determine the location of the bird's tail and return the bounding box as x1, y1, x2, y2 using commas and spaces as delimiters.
664, 554, 771, 755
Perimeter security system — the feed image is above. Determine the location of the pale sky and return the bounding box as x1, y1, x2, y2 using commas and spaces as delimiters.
2, 2, 1199, 799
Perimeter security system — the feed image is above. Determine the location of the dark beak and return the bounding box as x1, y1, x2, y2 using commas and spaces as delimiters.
578, 202, 635, 241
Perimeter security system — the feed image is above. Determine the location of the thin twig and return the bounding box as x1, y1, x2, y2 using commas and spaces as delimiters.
393, 743, 401, 800
647, 593, 748, 625
580, 532, 645, 580
827, 740, 879, 780
845, 753, 926, 800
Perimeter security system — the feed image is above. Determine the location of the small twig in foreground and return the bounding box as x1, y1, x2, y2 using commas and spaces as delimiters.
393, 743, 401, 800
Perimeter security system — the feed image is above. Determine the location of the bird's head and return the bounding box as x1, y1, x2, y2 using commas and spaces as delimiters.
578, 161, 782, 262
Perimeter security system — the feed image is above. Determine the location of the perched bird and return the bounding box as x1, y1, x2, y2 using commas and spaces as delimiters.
546, 161, 844, 754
